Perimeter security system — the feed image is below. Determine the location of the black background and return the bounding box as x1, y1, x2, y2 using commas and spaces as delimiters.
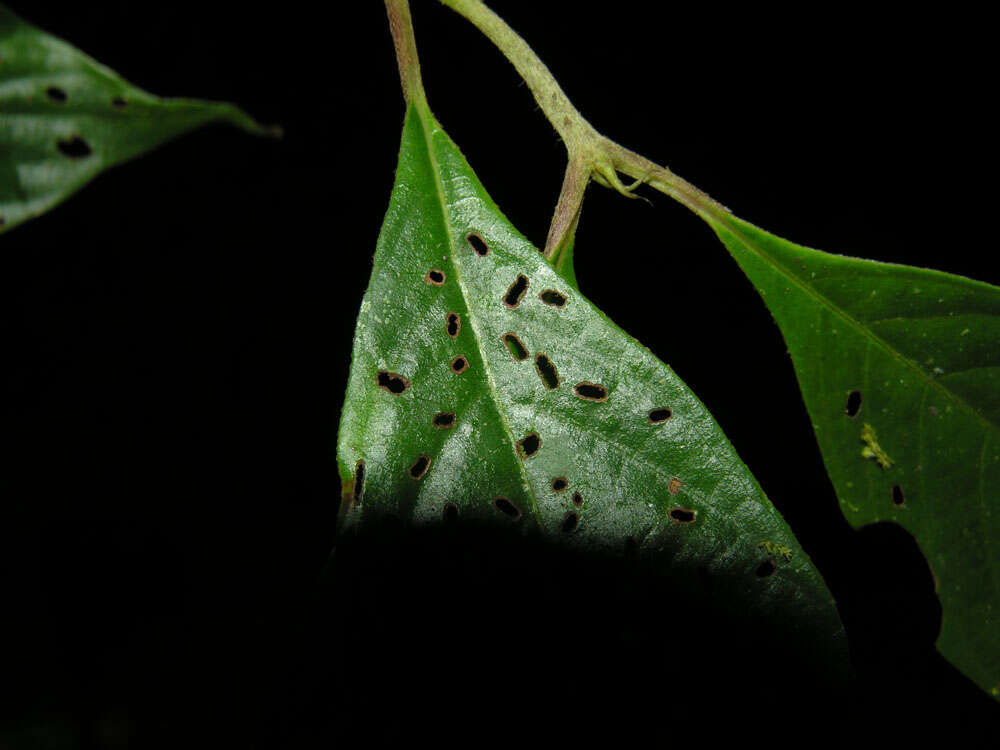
2, 1, 999, 747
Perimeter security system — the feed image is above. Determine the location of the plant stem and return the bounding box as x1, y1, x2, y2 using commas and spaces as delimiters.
385, 0, 427, 108
546, 155, 589, 272
439, 0, 596, 150
385, 0, 731, 267
437, 0, 732, 240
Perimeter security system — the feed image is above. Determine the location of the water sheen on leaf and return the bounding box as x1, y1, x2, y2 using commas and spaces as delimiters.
0, 6, 274, 233
705, 212, 1000, 698
336, 102, 846, 666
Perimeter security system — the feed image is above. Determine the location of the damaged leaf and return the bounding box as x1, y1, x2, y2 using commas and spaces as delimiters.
0, 6, 275, 234
704, 210, 1000, 697
335, 100, 847, 670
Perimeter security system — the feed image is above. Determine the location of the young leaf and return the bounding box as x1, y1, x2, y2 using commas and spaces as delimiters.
703, 211, 999, 698
0, 6, 276, 234
336, 100, 847, 667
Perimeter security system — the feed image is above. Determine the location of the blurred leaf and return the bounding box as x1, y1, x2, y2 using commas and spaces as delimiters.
0, 5, 276, 234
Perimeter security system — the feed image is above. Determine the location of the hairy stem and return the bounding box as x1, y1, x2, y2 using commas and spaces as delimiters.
439, 0, 596, 149
437, 0, 731, 241
385, 0, 427, 107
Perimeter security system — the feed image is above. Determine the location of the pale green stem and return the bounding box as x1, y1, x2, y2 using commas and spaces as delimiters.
438, 0, 732, 243
439, 0, 596, 149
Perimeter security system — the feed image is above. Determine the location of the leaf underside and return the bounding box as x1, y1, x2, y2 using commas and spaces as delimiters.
705, 212, 1000, 698
0, 6, 271, 234
336, 102, 847, 669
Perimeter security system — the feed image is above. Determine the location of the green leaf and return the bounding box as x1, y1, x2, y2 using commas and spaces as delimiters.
336, 101, 847, 668
0, 6, 276, 234
703, 210, 999, 698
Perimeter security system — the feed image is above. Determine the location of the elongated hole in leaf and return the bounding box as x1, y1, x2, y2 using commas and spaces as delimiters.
376, 370, 409, 394
425, 269, 445, 285
669, 507, 696, 524
450, 356, 468, 374
111, 96, 128, 108
534, 354, 559, 390
551, 477, 568, 493
432, 412, 456, 429
516, 432, 541, 459
57, 136, 92, 158
574, 382, 608, 402
648, 407, 672, 424
409, 454, 430, 480
446, 312, 461, 338
442, 502, 459, 524
560, 511, 579, 533
539, 289, 567, 308
846, 390, 862, 418
353, 460, 365, 503
571, 492, 583, 507
0, 216, 6, 226
466, 232, 489, 256
502, 332, 528, 361
668, 477, 683, 495
503, 274, 529, 308
891, 484, 905, 506
45, 86, 67, 102
492, 496, 521, 520
756, 559, 777, 578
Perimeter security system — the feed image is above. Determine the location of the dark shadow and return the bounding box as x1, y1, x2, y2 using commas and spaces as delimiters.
271, 517, 850, 748
830, 522, 1000, 747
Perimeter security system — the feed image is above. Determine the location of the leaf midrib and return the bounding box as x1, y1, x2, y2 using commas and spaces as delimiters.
414, 102, 539, 519
410, 106, 786, 560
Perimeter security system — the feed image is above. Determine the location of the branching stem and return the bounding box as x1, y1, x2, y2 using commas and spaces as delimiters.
437, 0, 732, 253
387, 0, 731, 266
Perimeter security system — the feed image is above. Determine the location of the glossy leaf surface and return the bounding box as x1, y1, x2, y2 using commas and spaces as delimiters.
0, 6, 273, 234
704, 211, 999, 698
336, 102, 847, 663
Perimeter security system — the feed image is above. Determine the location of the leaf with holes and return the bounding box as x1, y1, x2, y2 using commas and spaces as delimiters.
336, 100, 848, 671
0, 6, 276, 234
701, 211, 1000, 698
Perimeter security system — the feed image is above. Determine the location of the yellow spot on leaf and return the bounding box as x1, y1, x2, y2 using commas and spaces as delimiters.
758, 540, 793, 563
860, 423, 893, 469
